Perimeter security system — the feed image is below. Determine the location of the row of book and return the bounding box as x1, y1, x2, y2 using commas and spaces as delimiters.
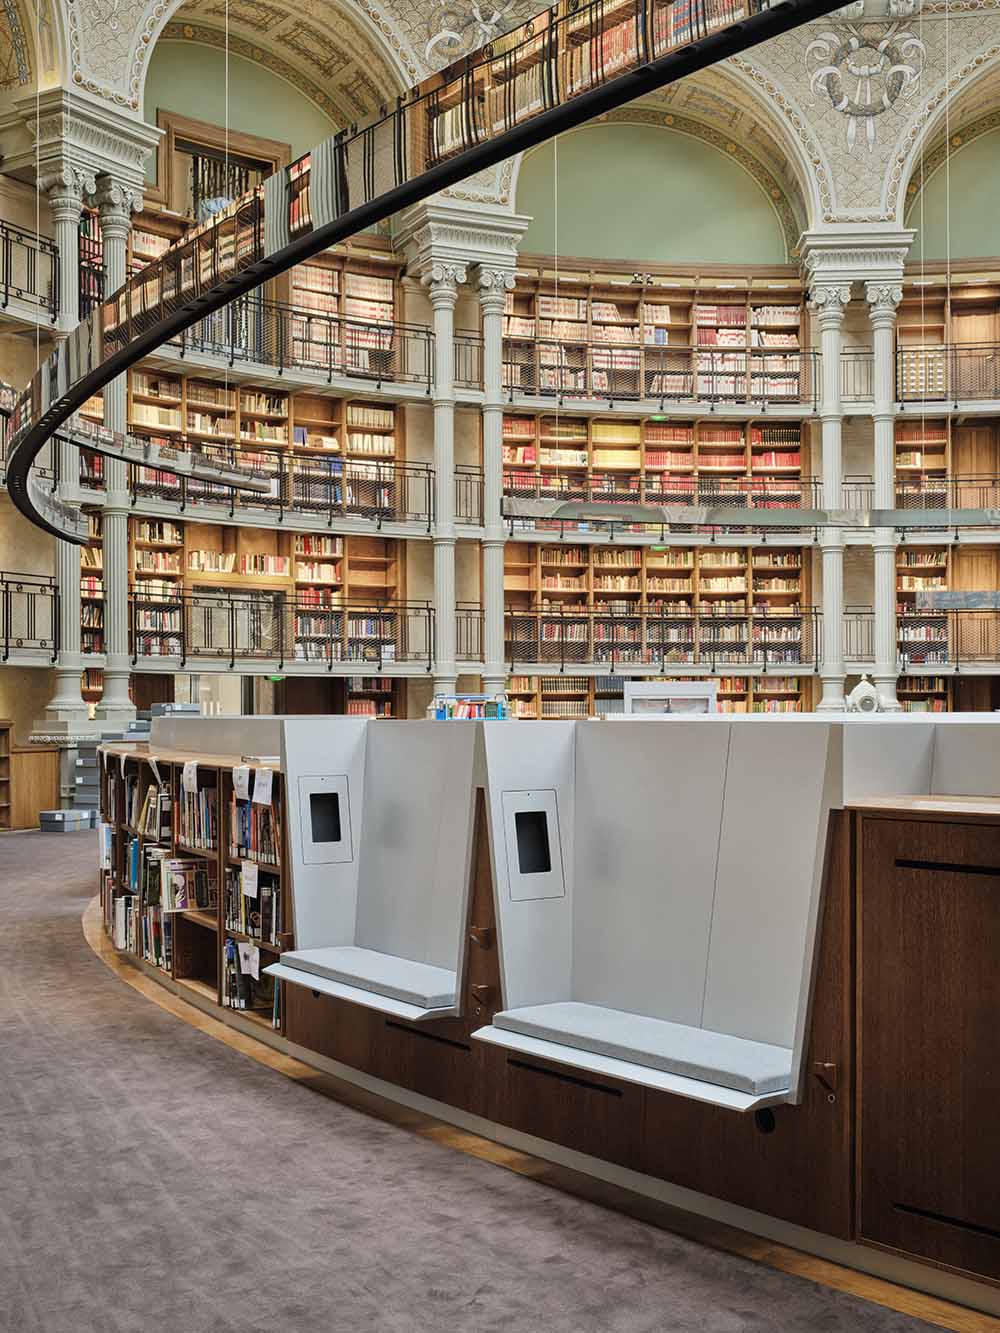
229, 795, 281, 865
224, 865, 283, 944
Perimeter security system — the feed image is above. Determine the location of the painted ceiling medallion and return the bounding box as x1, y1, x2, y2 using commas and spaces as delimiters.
807, 22, 926, 151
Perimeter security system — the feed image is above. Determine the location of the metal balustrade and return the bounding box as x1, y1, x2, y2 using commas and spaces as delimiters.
171, 293, 478, 389
6, 0, 845, 542
125, 444, 434, 527
841, 349, 874, 403
456, 603, 484, 661
455, 465, 484, 524
897, 609, 1000, 669
843, 608, 874, 664
897, 344, 1000, 404
503, 339, 819, 406
504, 605, 821, 671
130, 591, 434, 670
1, 572, 57, 661
0, 221, 58, 322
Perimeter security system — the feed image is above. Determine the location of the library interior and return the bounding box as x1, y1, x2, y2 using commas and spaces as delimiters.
2, 0, 1000, 1329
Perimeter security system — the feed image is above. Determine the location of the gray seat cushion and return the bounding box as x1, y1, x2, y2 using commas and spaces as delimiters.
280, 946, 456, 1009
494, 1001, 792, 1095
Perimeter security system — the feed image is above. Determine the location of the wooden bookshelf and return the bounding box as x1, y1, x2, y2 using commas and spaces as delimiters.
506, 672, 813, 717
100, 749, 291, 1029
503, 411, 808, 499
503, 263, 806, 402
504, 543, 810, 709
81, 512, 105, 657
0, 720, 9, 830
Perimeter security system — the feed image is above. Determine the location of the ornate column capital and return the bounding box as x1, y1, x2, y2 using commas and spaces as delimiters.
94, 176, 143, 238
477, 266, 516, 312
424, 263, 467, 306
807, 283, 852, 319
865, 282, 904, 321
40, 164, 97, 220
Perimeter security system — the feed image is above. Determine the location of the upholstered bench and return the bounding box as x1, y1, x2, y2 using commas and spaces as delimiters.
268, 946, 457, 1017
492, 1001, 792, 1096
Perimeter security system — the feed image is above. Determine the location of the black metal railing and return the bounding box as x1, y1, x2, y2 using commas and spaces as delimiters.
187, 148, 265, 224
897, 344, 1000, 404
123, 443, 434, 527
503, 339, 819, 406
455, 465, 484, 523
897, 609, 1000, 669
456, 603, 484, 660
843, 607, 874, 663
130, 590, 434, 670
1, 571, 57, 661
504, 605, 821, 670
455, 332, 484, 390
173, 293, 437, 388
1, 220, 58, 321
841, 349, 874, 402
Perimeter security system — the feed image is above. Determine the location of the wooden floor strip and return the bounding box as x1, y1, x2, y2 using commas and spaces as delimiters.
82, 897, 999, 1333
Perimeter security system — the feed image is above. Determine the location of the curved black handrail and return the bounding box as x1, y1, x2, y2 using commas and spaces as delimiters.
6, 0, 847, 543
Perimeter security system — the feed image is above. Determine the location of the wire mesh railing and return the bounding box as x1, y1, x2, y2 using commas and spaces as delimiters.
130, 591, 434, 670
504, 605, 821, 670
172, 293, 456, 389
125, 443, 435, 527
897, 344, 1000, 404
503, 340, 819, 406
1, 571, 57, 660
897, 609, 1000, 669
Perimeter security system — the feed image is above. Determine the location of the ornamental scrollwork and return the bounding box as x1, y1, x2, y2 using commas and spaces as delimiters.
806, 22, 926, 152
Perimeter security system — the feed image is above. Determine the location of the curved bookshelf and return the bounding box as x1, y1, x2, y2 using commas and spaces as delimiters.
5, 0, 844, 543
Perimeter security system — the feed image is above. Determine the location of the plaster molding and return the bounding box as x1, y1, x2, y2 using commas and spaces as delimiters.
864, 280, 904, 314
395, 199, 530, 275
0, 88, 161, 195
477, 267, 517, 292
807, 282, 853, 312
800, 226, 914, 285
424, 263, 468, 296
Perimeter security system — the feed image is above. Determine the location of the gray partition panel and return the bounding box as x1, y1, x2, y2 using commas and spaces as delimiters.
573, 720, 731, 1026
281, 717, 369, 950
931, 722, 1000, 797
151, 715, 284, 755
703, 720, 841, 1051
841, 718, 934, 804
484, 721, 576, 1010
356, 722, 479, 972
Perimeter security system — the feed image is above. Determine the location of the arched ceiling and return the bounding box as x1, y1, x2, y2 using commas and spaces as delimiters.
0, 0, 31, 90
904, 59, 1000, 211
163, 0, 408, 124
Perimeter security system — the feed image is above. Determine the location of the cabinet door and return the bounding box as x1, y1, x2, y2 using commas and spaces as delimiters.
858, 815, 1000, 1280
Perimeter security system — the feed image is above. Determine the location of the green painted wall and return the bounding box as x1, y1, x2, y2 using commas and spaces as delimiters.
908, 129, 1000, 261
143, 41, 337, 182
516, 124, 786, 263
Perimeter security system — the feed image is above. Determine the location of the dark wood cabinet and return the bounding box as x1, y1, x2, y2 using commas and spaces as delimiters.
858, 814, 1000, 1281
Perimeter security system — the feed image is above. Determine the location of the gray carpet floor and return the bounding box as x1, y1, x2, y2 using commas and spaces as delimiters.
0, 831, 947, 1333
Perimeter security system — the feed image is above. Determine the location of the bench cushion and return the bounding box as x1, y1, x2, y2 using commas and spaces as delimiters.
278, 946, 456, 1009
493, 1001, 792, 1095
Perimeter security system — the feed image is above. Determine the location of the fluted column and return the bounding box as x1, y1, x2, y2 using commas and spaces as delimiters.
478, 266, 514, 695
426, 263, 465, 695
43, 169, 94, 729
809, 282, 851, 712
867, 281, 903, 711
95, 178, 141, 724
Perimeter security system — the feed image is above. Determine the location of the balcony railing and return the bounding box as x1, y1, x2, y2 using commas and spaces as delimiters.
897, 609, 1000, 669
0, 220, 58, 322
130, 591, 434, 670
175, 294, 432, 387
121, 444, 435, 528
897, 344, 1000, 404
504, 605, 821, 670
503, 340, 818, 407
841, 349, 874, 403
1, 572, 57, 660
456, 603, 484, 661
455, 465, 484, 524
844, 607, 874, 664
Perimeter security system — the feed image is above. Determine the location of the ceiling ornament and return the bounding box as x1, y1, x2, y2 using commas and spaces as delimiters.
806, 22, 927, 152
0, 0, 30, 88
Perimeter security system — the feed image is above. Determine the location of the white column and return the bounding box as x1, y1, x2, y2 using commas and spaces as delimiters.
478, 266, 514, 695
95, 178, 141, 725
43, 170, 93, 729
425, 263, 465, 696
867, 281, 903, 711
809, 282, 851, 712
